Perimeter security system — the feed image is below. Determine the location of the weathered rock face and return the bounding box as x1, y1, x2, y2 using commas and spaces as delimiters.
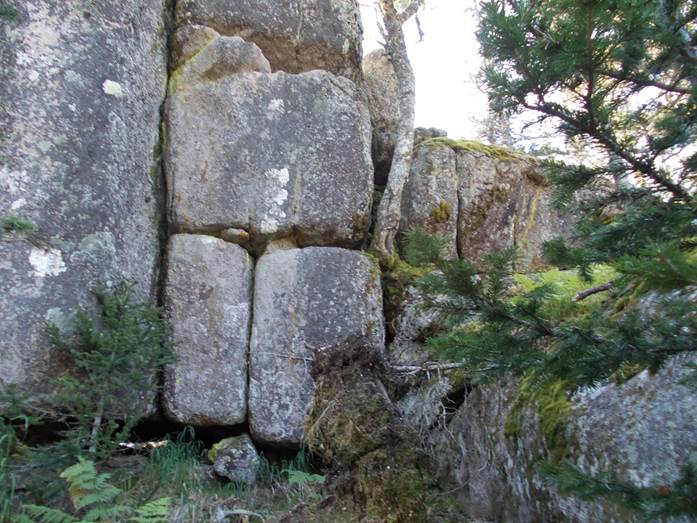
249, 247, 384, 446
399, 144, 459, 259
457, 150, 568, 269
166, 65, 373, 252
363, 49, 399, 185
400, 139, 573, 269
0, 1, 166, 399
171, 27, 272, 80
175, 0, 363, 82
163, 235, 253, 426
208, 434, 260, 485
416, 356, 697, 522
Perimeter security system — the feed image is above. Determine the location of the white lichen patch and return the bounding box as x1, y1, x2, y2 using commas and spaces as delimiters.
102, 79, 125, 98
267, 98, 285, 117
29, 248, 66, 278
260, 167, 290, 234
10, 198, 26, 211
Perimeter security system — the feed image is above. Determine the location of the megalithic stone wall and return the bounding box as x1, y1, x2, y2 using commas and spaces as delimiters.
0, 1, 167, 403
163, 0, 384, 446
163, 234, 253, 426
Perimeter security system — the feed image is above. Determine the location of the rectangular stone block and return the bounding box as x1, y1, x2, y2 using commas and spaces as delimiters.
166, 69, 373, 251
249, 247, 384, 446
163, 234, 253, 425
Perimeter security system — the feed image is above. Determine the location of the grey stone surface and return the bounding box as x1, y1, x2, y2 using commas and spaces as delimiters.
166, 68, 373, 252
400, 144, 459, 259
387, 283, 445, 366
420, 355, 697, 522
457, 150, 568, 270
249, 247, 384, 446
0, 1, 166, 403
209, 434, 260, 485
363, 49, 399, 185
399, 140, 573, 270
163, 234, 253, 426
175, 0, 363, 81
170, 27, 271, 84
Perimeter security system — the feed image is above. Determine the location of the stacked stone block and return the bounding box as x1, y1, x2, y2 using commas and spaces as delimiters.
162, 0, 384, 447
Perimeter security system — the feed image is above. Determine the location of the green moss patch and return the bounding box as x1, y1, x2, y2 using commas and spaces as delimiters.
513, 265, 616, 322
430, 200, 452, 224
303, 344, 430, 522
505, 375, 574, 463
382, 259, 431, 332
419, 137, 532, 162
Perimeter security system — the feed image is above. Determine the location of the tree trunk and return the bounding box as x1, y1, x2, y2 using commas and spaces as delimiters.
370, 0, 422, 264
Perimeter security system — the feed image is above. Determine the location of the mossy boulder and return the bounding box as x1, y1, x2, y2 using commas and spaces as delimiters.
304, 343, 430, 522
399, 135, 575, 271
355, 448, 428, 523
208, 434, 260, 485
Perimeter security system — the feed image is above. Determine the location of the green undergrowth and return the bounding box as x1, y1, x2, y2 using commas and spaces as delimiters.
0, 215, 35, 240
419, 136, 532, 162
126, 434, 326, 521
513, 265, 616, 322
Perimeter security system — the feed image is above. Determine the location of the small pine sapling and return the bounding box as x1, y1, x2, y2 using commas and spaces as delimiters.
45, 284, 175, 461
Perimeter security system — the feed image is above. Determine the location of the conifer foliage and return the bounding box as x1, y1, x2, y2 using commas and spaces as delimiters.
477, 0, 696, 273
45, 284, 174, 461
407, 0, 696, 517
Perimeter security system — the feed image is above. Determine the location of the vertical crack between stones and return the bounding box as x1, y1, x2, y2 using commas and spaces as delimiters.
154, 0, 177, 419
455, 154, 464, 261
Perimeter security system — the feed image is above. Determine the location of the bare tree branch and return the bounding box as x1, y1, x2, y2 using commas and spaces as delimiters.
370, 0, 424, 262
572, 281, 615, 302
397, 0, 426, 25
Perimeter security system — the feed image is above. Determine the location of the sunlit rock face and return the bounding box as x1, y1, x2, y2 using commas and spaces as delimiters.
175, 0, 363, 82
0, 1, 166, 404
163, 234, 253, 426
400, 139, 574, 270
165, 29, 373, 252
248, 247, 384, 447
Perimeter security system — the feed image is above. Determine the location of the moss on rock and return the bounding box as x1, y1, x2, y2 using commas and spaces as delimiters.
430, 200, 452, 224
419, 137, 532, 162
303, 342, 430, 522
355, 448, 428, 523
505, 375, 574, 463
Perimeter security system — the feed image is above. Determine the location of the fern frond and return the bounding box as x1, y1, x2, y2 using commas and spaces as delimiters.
74, 484, 121, 510
19, 504, 78, 523
128, 497, 171, 523
80, 504, 130, 522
